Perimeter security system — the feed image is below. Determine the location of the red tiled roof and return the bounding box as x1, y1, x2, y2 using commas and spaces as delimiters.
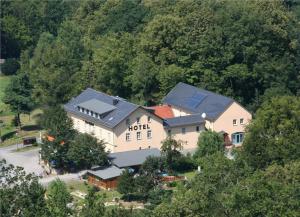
150, 105, 174, 119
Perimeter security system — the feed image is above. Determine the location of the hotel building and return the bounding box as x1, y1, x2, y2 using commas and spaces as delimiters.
64, 83, 252, 153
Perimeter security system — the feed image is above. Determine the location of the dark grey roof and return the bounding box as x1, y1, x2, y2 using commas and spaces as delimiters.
163, 114, 205, 128
88, 165, 124, 180
78, 99, 116, 115
109, 148, 161, 168
162, 82, 234, 120
64, 88, 139, 128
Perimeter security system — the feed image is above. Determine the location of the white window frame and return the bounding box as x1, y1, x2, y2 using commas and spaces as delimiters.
147, 130, 152, 139
232, 132, 244, 144
240, 118, 244, 125
126, 133, 131, 142
233, 119, 237, 126
137, 132, 142, 140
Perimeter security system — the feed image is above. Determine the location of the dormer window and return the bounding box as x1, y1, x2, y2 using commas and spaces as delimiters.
81, 108, 84, 113
95, 113, 99, 119
86, 109, 90, 115
77, 106, 81, 111
91, 111, 94, 116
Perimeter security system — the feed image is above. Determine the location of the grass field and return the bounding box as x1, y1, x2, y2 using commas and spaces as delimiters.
65, 180, 122, 202
0, 75, 12, 116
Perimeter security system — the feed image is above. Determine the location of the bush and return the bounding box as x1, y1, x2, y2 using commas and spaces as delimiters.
1, 58, 20, 75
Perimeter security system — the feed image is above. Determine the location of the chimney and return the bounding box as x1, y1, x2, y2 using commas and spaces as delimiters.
113, 99, 119, 105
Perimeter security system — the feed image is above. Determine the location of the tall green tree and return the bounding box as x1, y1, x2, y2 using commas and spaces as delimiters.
67, 133, 108, 170
47, 179, 72, 217
241, 96, 300, 169
3, 72, 35, 127
194, 130, 224, 158
40, 106, 75, 169
80, 187, 105, 217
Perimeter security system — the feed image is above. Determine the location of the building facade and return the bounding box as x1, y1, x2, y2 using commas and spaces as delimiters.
64, 83, 252, 153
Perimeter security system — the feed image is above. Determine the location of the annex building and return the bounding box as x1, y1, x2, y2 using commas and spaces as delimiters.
64, 82, 252, 153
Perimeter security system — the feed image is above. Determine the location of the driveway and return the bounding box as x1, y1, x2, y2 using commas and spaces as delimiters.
0, 144, 43, 175
0, 144, 82, 186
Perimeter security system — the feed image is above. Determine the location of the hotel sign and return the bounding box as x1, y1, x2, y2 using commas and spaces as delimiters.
128, 124, 150, 131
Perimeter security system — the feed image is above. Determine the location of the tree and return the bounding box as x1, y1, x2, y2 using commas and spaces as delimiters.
117, 169, 135, 199
47, 179, 72, 217
194, 130, 224, 158
0, 159, 48, 217
67, 133, 108, 170
3, 72, 35, 128
1, 58, 20, 75
39, 106, 75, 140
241, 96, 300, 169
222, 161, 300, 217
160, 137, 183, 172
81, 187, 105, 217
40, 106, 75, 169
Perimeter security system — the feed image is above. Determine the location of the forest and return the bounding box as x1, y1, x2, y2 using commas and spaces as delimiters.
1, 0, 300, 216
1, 0, 299, 110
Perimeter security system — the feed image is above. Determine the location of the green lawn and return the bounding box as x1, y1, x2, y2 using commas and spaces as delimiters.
0, 109, 43, 147
0, 75, 12, 116
182, 170, 197, 180
65, 180, 122, 202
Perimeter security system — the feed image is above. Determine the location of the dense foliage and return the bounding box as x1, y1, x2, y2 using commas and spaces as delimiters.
0, 160, 48, 217
194, 130, 224, 158
2, 0, 298, 109
40, 106, 108, 170
3, 72, 35, 127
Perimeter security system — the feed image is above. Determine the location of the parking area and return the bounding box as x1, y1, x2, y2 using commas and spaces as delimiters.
0, 144, 44, 175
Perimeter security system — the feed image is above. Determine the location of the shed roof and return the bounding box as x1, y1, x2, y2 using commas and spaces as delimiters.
163, 82, 234, 120
163, 113, 205, 128
64, 88, 139, 128
109, 148, 161, 168
88, 165, 124, 180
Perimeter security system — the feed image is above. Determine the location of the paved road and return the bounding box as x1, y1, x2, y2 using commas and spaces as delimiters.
0, 144, 82, 186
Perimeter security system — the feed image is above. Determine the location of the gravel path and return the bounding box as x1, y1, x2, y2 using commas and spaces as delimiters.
0, 144, 83, 186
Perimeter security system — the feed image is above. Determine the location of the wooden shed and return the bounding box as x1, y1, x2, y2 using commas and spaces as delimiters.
87, 166, 123, 189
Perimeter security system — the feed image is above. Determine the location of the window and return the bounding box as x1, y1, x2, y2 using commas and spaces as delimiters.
126, 133, 131, 141
233, 119, 237, 126
137, 132, 141, 140
240, 118, 244, 125
95, 113, 99, 119
232, 132, 244, 144
196, 126, 200, 132
168, 129, 171, 136
91, 111, 94, 117
148, 116, 151, 123
136, 117, 140, 124
86, 109, 90, 115
77, 106, 81, 111
126, 118, 130, 125
81, 108, 84, 113
147, 130, 152, 139
182, 128, 186, 134
148, 146, 151, 149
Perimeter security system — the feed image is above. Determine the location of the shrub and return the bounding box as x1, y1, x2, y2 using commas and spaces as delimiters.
1, 58, 20, 75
